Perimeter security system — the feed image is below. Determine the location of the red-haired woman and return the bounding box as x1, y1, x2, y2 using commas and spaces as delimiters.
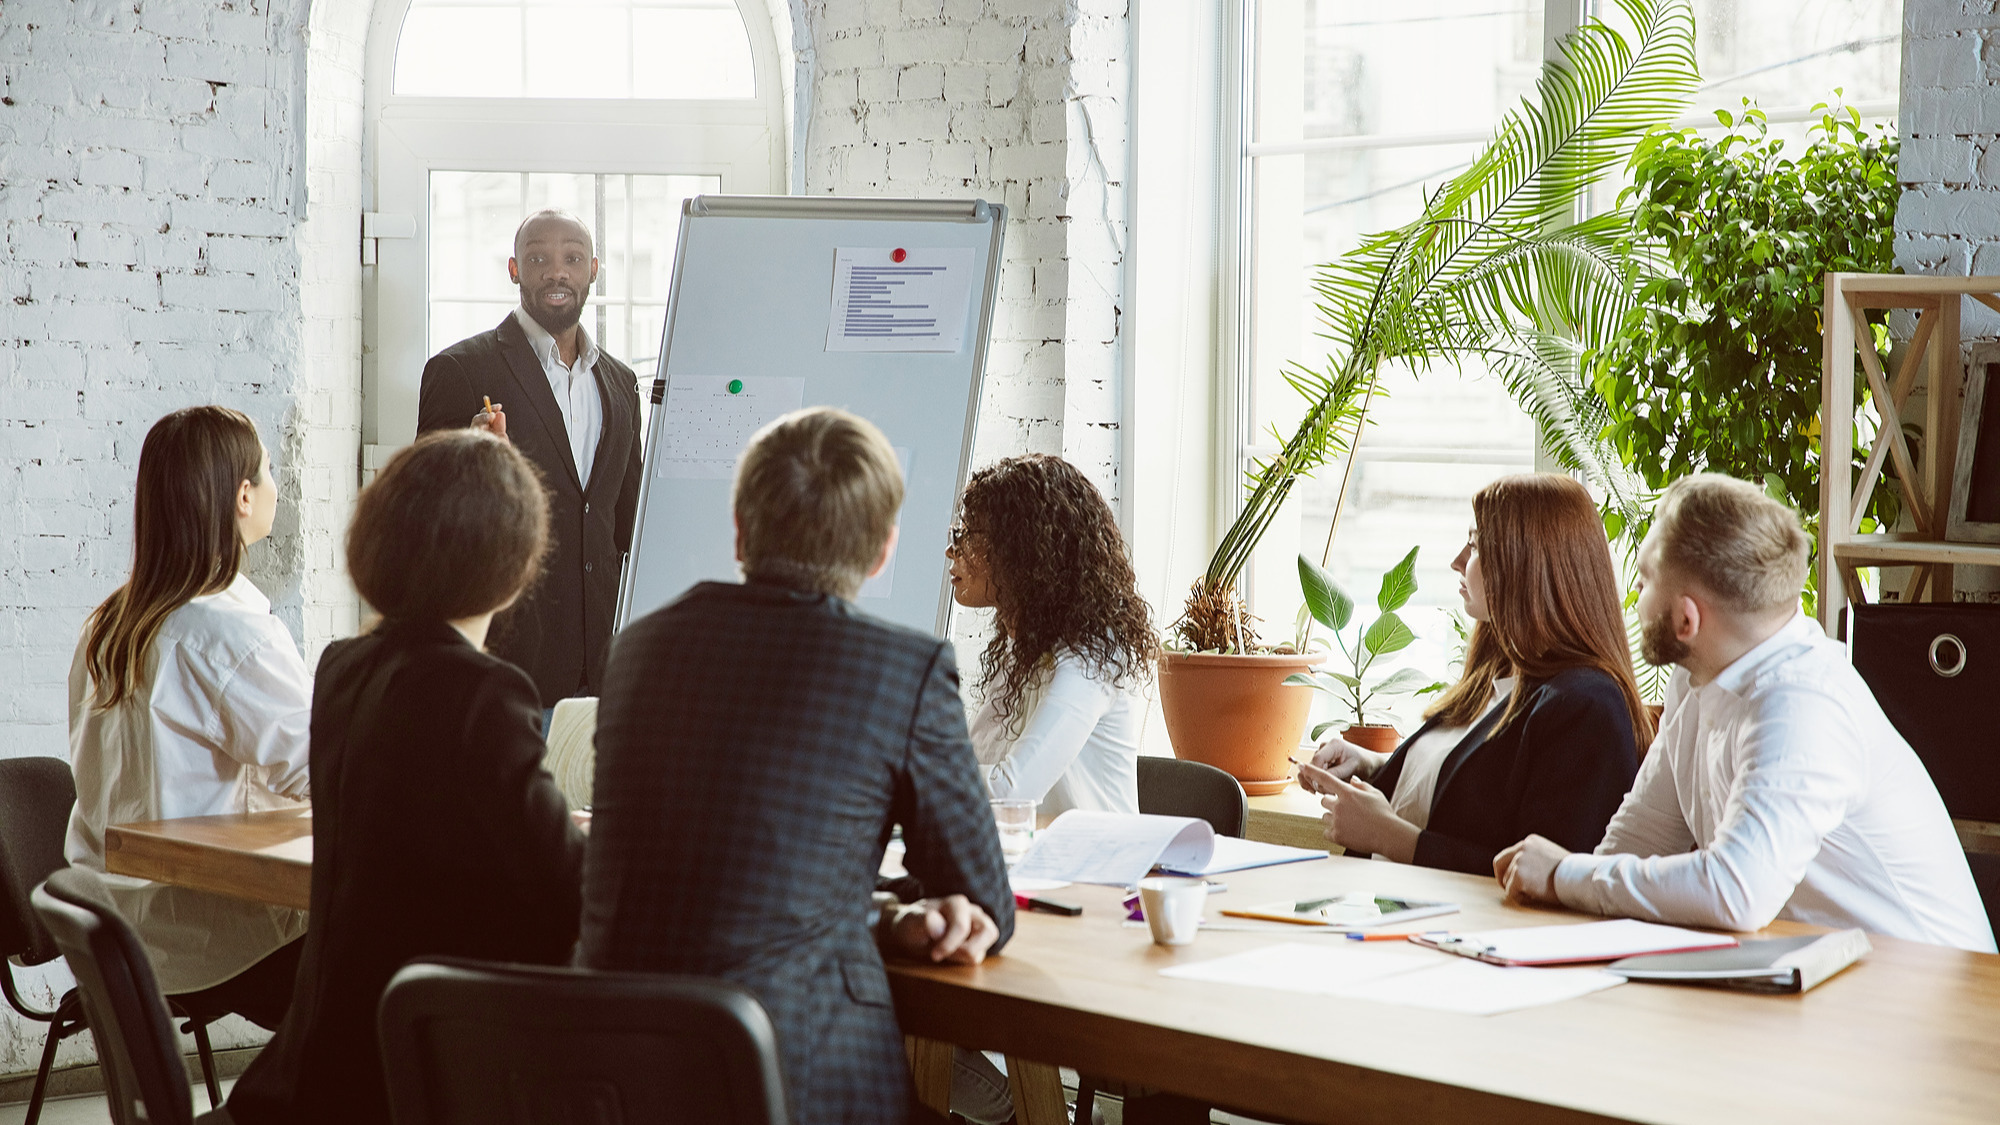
67, 406, 310, 1027
1301, 473, 1652, 875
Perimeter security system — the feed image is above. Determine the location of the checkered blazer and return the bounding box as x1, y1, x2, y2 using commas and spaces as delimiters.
579, 581, 1015, 1125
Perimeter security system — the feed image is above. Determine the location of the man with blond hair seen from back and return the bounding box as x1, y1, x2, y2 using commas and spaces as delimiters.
580, 406, 1012, 1125
1496, 473, 1995, 952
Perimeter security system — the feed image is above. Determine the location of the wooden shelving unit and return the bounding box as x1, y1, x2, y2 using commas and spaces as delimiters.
1819, 272, 2000, 634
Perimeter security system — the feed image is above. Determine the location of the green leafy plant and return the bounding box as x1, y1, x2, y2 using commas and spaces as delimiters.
1287, 551, 1447, 734
1588, 98, 1903, 609
1171, 0, 1699, 652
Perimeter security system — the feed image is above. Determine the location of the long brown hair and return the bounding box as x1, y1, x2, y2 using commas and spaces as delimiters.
1425, 473, 1654, 746
85, 407, 265, 710
959, 455, 1158, 730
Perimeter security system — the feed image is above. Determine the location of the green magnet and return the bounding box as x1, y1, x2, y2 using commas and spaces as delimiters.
727, 379, 744, 394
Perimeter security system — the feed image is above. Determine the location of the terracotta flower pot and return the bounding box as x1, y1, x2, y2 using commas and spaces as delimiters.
1340, 724, 1403, 755
1157, 651, 1326, 796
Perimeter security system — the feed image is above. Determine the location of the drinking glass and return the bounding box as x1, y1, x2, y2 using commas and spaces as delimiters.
991, 798, 1038, 864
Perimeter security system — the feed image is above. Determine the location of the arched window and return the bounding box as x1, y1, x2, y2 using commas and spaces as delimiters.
362, 0, 784, 453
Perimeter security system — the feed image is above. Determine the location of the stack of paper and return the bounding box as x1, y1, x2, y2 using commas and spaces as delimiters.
1010, 811, 1325, 886
1160, 942, 1624, 1016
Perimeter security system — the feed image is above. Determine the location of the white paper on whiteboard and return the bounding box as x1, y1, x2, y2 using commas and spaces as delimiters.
826, 247, 975, 352
654, 376, 806, 480
858, 446, 913, 600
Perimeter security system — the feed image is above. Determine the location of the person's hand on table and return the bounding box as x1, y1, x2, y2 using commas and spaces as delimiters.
1297, 733, 1383, 794
1298, 760, 1419, 862
1494, 834, 1569, 906
887, 894, 999, 965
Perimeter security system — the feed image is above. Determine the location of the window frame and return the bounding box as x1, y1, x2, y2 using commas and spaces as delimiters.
360, 0, 787, 455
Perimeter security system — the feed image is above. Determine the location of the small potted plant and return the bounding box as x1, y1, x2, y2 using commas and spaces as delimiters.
1286, 550, 1446, 754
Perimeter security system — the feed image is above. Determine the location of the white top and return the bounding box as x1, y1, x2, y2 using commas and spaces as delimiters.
1553, 613, 1996, 953
66, 573, 314, 994
972, 651, 1141, 818
1387, 677, 1515, 831
514, 305, 603, 485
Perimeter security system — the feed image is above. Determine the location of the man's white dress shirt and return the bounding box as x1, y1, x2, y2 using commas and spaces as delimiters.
514, 306, 603, 485
66, 573, 313, 994
972, 652, 1141, 818
1554, 612, 1995, 952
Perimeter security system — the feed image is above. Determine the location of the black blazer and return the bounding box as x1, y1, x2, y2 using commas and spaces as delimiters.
1372, 666, 1641, 876
227, 621, 585, 1125
580, 581, 1015, 1125
417, 313, 644, 706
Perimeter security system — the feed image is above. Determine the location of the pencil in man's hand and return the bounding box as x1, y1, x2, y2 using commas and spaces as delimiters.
482, 395, 493, 413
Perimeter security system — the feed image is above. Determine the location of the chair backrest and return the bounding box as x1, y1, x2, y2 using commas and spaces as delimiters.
1137, 757, 1247, 839
31, 867, 194, 1125
378, 958, 791, 1125
1967, 851, 2000, 939
0, 755, 78, 966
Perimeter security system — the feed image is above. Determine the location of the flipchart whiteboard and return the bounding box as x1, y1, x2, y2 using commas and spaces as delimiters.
615, 195, 1005, 636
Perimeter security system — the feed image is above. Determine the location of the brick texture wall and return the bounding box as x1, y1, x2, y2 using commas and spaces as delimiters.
795, 0, 1129, 498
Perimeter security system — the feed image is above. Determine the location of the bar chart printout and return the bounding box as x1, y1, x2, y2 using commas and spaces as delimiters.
825, 246, 976, 352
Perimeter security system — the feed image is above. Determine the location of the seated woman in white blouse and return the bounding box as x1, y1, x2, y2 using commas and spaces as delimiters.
947, 454, 1159, 817
66, 406, 311, 1027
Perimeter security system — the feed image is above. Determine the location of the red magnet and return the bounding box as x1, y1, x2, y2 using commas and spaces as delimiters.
891, 248, 907, 263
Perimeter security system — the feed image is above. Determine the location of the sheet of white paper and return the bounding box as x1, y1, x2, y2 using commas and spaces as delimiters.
654, 376, 807, 480
1333, 959, 1625, 1015
857, 447, 913, 600
826, 247, 976, 352
1010, 810, 1215, 886
1160, 942, 1440, 994
1438, 918, 1736, 965
1158, 943, 1625, 1016
1161, 835, 1326, 876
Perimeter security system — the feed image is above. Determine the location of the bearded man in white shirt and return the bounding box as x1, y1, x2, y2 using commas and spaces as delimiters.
417, 210, 644, 727
1495, 474, 1995, 953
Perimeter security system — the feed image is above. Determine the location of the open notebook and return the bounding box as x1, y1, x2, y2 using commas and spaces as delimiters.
1009, 810, 1326, 886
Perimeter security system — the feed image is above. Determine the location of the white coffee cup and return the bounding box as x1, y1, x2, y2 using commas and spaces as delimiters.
1138, 876, 1206, 946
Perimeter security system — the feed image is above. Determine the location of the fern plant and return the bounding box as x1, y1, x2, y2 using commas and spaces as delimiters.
1172, 0, 1700, 652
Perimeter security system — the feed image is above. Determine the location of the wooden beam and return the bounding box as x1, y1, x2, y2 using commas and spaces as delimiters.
1851, 303, 1932, 532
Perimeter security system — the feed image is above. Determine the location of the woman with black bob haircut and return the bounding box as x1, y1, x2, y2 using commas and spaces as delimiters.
947, 454, 1159, 816
228, 429, 585, 1125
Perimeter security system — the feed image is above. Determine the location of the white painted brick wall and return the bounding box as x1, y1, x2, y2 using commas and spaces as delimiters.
794, 0, 1130, 502
0, 0, 366, 1072
1897, 0, 2000, 331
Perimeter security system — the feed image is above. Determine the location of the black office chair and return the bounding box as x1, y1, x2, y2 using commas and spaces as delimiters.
377, 958, 791, 1125
1967, 852, 2000, 938
0, 757, 236, 1117
29, 867, 231, 1125
0, 757, 87, 1125
1137, 756, 1247, 838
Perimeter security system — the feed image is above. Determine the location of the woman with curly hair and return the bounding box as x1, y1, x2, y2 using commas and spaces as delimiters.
947, 453, 1159, 817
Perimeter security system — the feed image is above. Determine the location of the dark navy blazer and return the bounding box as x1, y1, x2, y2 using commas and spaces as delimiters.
1373, 666, 1642, 875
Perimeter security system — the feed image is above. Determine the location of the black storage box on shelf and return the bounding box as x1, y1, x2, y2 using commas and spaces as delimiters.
1849, 603, 2000, 823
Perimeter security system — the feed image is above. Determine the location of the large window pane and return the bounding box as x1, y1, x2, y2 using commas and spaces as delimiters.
395, 0, 755, 99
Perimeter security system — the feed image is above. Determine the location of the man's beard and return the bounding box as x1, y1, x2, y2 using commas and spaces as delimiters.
1638, 603, 1691, 668
523, 283, 585, 335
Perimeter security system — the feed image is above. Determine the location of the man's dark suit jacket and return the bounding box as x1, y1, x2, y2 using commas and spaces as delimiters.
417, 313, 643, 706
1372, 666, 1642, 875
227, 620, 585, 1125
580, 580, 1015, 1125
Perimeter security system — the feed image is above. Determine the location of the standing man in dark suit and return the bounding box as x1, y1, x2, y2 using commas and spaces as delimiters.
580, 407, 1012, 1125
417, 210, 643, 721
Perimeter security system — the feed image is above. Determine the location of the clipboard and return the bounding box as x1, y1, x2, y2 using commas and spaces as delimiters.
1410, 919, 1738, 966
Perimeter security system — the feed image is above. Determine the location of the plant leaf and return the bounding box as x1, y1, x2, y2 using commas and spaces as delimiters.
1370, 666, 1440, 695
1298, 554, 1354, 630
1311, 720, 1341, 739
1361, 612, 1415, 656
1282, 673, 1317, 686
1376, 546, 1421, 612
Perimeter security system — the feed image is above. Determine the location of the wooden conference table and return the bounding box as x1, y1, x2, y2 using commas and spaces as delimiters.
105, 810, 2000, 1125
